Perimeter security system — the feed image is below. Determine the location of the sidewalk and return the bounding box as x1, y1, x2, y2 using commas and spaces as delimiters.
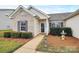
14, 34, 44, 53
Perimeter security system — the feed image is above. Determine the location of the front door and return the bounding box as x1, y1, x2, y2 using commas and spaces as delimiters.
41, 23, 45, 32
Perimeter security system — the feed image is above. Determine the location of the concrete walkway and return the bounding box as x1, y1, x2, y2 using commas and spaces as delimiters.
14, 34, 44, 53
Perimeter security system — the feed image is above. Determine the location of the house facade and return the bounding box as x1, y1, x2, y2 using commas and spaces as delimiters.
0, 5, 79, 38
9, 5, 50, 36
65, 10, 79, 38
48, 13, 71, 28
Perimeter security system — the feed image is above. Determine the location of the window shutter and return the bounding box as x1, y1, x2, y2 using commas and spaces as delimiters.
26, 21, 28, 31
17, 21, 20, 32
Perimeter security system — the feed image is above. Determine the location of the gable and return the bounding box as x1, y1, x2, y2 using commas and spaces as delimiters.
9, 5, 36, 18
9, 5, 50, 19
12, 9, 27, 18
11, 8, 36, 21
27, 6, 50, 19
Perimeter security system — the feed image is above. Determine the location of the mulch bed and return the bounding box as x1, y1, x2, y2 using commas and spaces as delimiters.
0, 38, 31, 44
47, 35, 79, 47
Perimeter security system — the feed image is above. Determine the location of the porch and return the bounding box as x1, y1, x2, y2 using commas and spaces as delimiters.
33, 18, 49, 36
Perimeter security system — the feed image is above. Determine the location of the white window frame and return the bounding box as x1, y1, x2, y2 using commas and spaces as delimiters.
18, 21, 28, 32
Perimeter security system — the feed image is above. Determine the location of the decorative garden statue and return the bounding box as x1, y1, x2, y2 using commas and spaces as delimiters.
61, 30, 66, 40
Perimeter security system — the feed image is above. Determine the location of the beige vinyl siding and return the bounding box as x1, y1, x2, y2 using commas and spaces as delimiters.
33, 18, 41, 36
28, 8, 47, 19
11, 9, 35, 35
66, 14, 79, 39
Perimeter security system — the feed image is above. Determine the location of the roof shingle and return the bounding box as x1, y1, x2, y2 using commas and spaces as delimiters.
48, 12, 72, 21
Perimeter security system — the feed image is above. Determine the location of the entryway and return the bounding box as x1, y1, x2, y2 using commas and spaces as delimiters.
41, 23, 45, 32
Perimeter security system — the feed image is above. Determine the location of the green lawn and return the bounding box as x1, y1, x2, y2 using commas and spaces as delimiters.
0, 40, 24, 53
0, 29, 12, 37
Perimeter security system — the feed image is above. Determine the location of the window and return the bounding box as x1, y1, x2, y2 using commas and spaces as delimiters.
18, 21, 28, 32
57, 23, 60, 28
21, 21, 26, 31
49, 21, 64, 28
61, 22, 63, 27
49, 23, 55, 28
49, 23, 52, 28
57, 22, 63, 28
52, 23, 55, 28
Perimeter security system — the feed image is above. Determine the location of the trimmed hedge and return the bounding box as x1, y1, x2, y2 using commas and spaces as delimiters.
50, 27, 72, 36
4, 32, 11, 38
4, 32, 33, 38
11, 32, 21, 38
21, 32, 33, 38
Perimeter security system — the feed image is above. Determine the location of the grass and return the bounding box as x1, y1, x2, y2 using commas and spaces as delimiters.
0, 29, 30, 53
0, 39, 24, 53
36, 36, 79, 53
0, 29, 12, 37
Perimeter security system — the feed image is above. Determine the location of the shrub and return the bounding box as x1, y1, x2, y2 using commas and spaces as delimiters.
63, 28, 72, 36
50, 27, 72, 36
21, 32, 33, 38
50, 28, 62, 36
11, 32, 21, 38
4, 32, 33, 38
4, 32, 11, 38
